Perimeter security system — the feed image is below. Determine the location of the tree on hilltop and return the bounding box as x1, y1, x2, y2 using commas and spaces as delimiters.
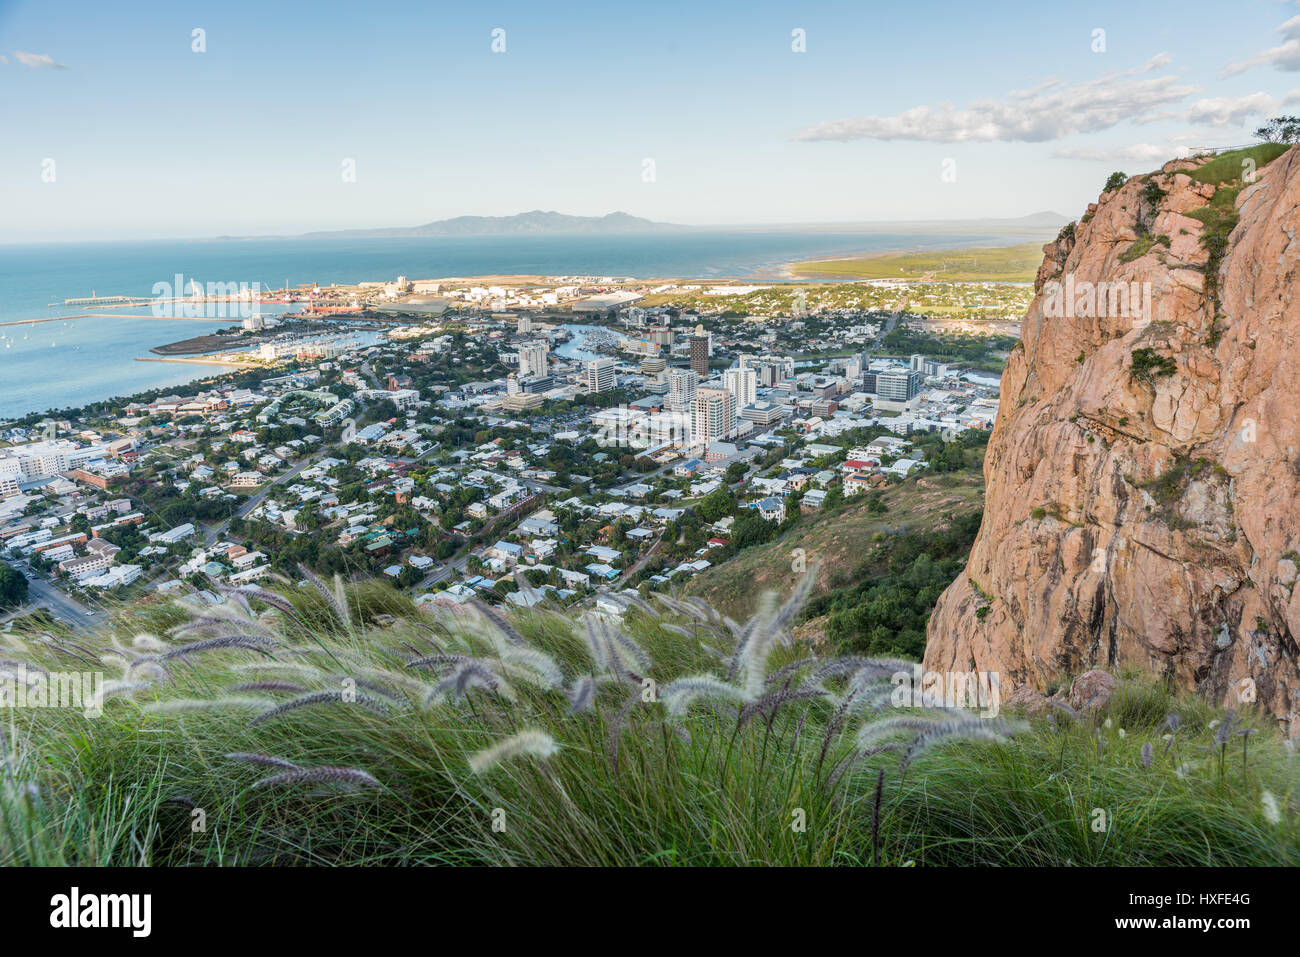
1255, 115, 1300, 144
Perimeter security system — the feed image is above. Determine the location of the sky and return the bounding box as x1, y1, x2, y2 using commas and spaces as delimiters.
2, 0, 1299, 241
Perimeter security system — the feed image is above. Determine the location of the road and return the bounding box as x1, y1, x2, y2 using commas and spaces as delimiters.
882, 270, 935, 335
619, 534, 664, 585
11, 573, 95, 634
417, 554, 471, 591
521, 478, 567, 495
359, 360, 382, 390
204, 453, 321, 544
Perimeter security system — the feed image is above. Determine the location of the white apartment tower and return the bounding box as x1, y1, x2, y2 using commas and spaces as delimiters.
692, 387, 733, 448
666, 368, 698, 413
723, 367, 757, 426
519, 341, 549, 378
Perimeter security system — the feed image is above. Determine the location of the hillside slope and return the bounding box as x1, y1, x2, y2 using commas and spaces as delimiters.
924, 146, 1300, 731
688, 473, 984, 620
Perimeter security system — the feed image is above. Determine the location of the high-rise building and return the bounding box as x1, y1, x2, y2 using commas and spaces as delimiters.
909, 354, 955, 378
519, 341, 549, 378
517, 315, 533, 335
692, 387, 734, 447
723, 367, 757, 432
641, 357, 669, 395
587, 357, 616, 393
740, 353, 794, 387
666, 368, 698, 412
689, 336, 710, 377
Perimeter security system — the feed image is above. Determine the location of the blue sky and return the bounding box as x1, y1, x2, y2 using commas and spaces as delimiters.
2, 0, 1298, 240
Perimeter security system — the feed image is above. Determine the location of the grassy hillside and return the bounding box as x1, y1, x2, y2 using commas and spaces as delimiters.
688, 471, 985, 621
0, 572, 1295, 866
1185, 143, 1291, 185
793, 241, 1044, 282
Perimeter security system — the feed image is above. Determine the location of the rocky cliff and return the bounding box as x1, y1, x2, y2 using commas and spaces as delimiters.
923, 146, 1300, 732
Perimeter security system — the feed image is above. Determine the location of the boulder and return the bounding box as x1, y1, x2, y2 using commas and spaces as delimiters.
1004, 684, 1050, 716
1069, 669, 1118, 712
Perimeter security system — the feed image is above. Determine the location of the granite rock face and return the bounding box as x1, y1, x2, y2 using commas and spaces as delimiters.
923, 148, 1300, 733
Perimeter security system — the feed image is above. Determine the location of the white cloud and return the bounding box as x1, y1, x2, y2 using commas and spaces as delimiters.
795, 55, 1196, 143
1187, 91, 1286, 126
1051, 143, 1190, 163
12, 51, 68, 70
1222, 15, 1300, 76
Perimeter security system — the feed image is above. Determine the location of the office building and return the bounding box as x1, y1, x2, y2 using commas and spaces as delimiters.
876, 370, 923, 402
587, 358, 616, 393
740, 402, 786, 427
689, 336, 710, 377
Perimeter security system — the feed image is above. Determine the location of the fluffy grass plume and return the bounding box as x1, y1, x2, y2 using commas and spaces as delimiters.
468, 729, 560, 775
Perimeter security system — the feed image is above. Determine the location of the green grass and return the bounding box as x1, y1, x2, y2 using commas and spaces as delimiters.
1185, 143, 1291, 186
1, 572, 1296, 867
1119, 234, 1156, 263
793, 242, 1045, 282
1185, 179, 1248, 304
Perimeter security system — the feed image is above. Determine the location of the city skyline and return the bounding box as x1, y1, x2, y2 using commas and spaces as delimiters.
2, 0, 1299, 241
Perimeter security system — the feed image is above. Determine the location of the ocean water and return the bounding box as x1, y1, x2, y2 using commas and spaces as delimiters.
0, 230, 1016, 419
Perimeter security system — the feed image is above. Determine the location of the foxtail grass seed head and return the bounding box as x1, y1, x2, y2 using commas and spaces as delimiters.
252, 766, 384, 791
468, 729, 559, 775
132, 634, 167, 653
225, 752, 301, 770
250, 689, 391, 725
1262, 790, 1283, 825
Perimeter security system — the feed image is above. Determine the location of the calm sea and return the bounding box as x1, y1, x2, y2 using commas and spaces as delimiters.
0, 230, 1017, 419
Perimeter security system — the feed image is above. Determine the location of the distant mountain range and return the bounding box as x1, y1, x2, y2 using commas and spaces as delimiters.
213, 209, 1069, 241
294, 210, 686, 239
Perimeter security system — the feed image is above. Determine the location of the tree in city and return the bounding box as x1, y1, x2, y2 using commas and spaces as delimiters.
0, 561, 26, 609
